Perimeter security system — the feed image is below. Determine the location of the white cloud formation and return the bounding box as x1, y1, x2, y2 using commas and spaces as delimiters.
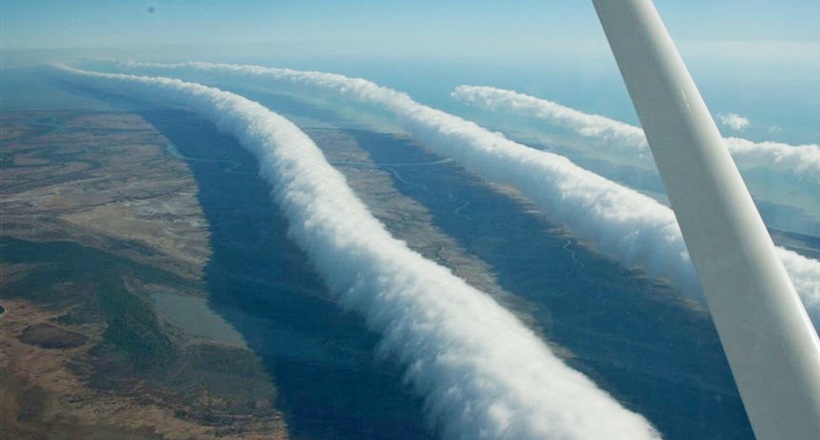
107, 61, 820, 330
54, 64, 663, 440
456, 84, 650, 150
718, 112, 751, 131
452, 85, 820, 179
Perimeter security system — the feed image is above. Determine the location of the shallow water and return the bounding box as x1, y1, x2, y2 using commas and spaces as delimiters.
151, 291, 246, 347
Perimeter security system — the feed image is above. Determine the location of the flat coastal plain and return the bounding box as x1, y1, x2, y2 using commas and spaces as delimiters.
1, 110, 287, 440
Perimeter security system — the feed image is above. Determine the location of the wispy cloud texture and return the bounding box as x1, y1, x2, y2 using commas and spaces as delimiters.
110, 61, 820, 328
452, 85, 820, 179
54, 64, 662, 439
718, 113, 751, 131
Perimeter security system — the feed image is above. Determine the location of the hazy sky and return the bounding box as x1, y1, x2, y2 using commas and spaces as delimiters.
2, 0, 818, 142
2, 0, 819, 61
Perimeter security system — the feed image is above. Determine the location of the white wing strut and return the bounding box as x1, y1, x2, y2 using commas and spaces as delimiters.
590, 1, 820, 439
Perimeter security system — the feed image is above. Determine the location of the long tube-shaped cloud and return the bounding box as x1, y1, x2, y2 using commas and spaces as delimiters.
451, 85, 820, 180
107, 61, 820, 328
54, 65, 662, 439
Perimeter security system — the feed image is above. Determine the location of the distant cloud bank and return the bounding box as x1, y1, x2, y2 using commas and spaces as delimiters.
452, 85, 820, 179
54, 64, 663, 440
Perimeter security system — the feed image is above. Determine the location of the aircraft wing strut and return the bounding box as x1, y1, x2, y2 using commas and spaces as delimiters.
591, 1, 820, 439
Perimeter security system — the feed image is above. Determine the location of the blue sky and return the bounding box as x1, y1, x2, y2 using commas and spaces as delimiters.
2, 0, 819, 143
1, 1, 591, 55
2, 0, 818, 60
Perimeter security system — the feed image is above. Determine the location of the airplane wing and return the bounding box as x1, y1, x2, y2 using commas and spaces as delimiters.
591, 1, 820, 439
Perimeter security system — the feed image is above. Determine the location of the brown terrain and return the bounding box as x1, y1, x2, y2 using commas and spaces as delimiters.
1, 110, 288, 439
2, 111, 209, 280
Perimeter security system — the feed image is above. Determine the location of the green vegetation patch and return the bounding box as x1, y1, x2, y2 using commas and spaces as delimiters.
96, 276, 176, 370
1, 237, 181, 373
